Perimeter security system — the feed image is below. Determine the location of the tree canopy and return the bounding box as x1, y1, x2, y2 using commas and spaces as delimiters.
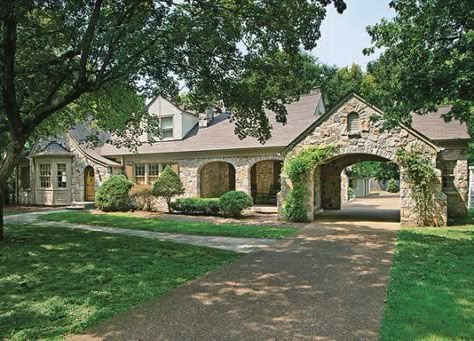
364, 0, 473, 127
0, 0, 348, 237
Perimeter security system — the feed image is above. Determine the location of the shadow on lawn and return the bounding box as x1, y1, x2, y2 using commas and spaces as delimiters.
381, 228, 474, 340
68, 220, 399, 340
0, 224, 238, 340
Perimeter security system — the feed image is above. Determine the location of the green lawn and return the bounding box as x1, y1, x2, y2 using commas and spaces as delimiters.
38, 211, 297, 239
0, 223, 239, 340
381, 214, 474, 340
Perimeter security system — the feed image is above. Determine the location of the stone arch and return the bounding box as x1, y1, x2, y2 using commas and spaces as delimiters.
198, 161, 236, 198
249, 159, 283, 205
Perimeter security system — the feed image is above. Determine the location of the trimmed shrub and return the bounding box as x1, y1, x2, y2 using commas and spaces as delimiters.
386, 178, 400, 193
96, 175, 133, 212
219, 191, 253, 217
171, 197, 221, 215
152, 166, 185, 212
129, 184, 154, 211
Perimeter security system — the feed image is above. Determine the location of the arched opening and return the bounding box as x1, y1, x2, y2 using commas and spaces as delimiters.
250, 160, 283, 206
199, 161, 235, 198
84, 166, 95, 201
315, 153, 401, 222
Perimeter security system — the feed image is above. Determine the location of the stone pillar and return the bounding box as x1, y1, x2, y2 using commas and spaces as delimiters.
235, 164, 251, 195
469, 166, 474, 208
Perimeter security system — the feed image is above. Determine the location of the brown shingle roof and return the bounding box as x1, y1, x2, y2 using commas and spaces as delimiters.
411, 105, 470, 141
99, 91, 323, 156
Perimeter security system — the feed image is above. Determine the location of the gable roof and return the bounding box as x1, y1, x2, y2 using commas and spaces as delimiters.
411, 105, 470, 141
32, 142, 72, 157
284, 92, 441, 153
98, 91, 324, 156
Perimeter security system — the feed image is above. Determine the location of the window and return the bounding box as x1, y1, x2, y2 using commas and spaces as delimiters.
39, 164, 51, 188
57, 163, 67, 188
135, 164, 146, 184
442, 161, 456, 190
347, 112, 360, 133
148, 164, 160, 184
160, 117, 173, 139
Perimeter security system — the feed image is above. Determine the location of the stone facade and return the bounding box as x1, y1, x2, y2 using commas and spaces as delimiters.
199, 161, 233, 198
281, 95, 449, 226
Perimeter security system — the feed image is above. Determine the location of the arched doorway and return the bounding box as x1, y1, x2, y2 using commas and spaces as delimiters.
84, 166, 95, 201
199, 161, 235, 198
315, 153, 401, 222
250, 160, 283, 205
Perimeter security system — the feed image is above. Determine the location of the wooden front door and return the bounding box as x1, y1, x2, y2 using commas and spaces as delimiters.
84, 167, 95, 201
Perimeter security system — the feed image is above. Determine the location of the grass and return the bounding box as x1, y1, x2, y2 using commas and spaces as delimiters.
381, 210, 474, 340
0, 223, 239, 340
38, 211, 297, 239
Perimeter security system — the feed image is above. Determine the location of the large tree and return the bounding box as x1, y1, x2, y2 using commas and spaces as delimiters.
364, 0, 473, 128
0, 0, 347, 239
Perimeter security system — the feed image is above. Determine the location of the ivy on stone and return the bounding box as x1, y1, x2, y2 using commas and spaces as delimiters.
283, 145, 336, 222
396, 147, 443, 226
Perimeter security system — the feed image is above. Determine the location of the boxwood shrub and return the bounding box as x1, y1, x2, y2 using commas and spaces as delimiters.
96, 175, 133, 212
171, 197, 221, 215
219, 191, 253, 217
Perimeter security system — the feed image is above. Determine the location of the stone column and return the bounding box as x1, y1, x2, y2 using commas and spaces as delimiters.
235, 164, 251, 195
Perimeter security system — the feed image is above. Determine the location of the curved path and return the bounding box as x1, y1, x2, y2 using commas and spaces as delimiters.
69, 195, 399, 341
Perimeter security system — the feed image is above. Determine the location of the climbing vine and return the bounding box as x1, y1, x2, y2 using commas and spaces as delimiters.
396, 147, 443, 226
283, 145, 336, 222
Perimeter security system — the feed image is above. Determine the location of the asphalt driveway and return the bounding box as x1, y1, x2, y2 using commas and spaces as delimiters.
70, 195, 399, 340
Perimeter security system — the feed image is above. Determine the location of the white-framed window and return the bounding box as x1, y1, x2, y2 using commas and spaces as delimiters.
135, 164, 146, 184
39, 164, 51, 188
57, 163, 67, 188
148, 164, 160, 184
160, 117, 173, 139
442, 161, 456, 190
347, 112, 360, 133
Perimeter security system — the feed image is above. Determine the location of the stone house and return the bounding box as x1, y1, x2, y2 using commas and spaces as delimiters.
15, 91, 471, 225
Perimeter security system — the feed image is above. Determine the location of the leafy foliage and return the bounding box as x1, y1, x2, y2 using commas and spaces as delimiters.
364, 0, 474, 129
386, 179, 400, 193
129, 184, 154, 211
95, 175, 133, 212
171, 198, 221, 216
396, 148, 442, 226
219, 191, 254, 218
350, 161, 400, 181
283, 145, 336, 222
151, 166, 185, 212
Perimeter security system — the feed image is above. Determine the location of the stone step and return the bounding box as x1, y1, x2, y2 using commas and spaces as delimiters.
66, 201, 95, 210
250, 205, 278, 214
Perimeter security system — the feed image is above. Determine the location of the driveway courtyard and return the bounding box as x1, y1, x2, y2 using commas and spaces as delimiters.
70, 195, 399, 340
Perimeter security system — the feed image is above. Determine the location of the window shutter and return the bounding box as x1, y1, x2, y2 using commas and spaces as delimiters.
347, 113, 360, 132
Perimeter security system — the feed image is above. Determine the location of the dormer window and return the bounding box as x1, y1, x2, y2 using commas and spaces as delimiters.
160, 117, 173, 139
347, 112, 360, 134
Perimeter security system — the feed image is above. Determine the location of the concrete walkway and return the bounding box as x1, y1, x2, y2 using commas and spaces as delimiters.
5, 209, 276, 253
69, 195, 400, 340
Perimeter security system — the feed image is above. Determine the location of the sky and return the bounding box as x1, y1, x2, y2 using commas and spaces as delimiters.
311, 0, 395, 69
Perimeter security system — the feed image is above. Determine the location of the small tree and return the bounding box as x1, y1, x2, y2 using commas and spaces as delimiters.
151, 166, 184, 212
96, 175, 133, 212
129, 184, 154, 211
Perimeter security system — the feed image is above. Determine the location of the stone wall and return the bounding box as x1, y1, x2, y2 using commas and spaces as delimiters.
282, 95, 447, 226
178, 155, 283, 199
